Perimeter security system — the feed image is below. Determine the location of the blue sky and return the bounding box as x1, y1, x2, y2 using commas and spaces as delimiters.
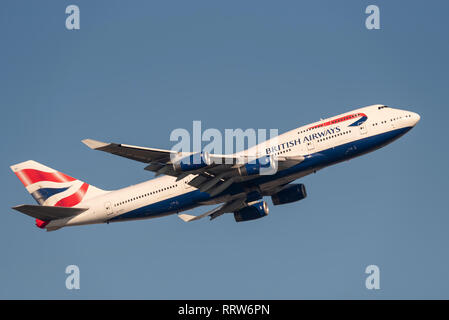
1, 0, 448, 299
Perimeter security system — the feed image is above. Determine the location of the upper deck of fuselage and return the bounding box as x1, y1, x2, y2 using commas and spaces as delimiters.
242, 104, 420, 158
295, 104, 419, 134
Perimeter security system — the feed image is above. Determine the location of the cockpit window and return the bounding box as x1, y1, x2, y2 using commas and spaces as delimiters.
378, 105, 389, 110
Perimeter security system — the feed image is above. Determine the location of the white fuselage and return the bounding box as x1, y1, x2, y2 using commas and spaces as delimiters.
48, 105, 420, 229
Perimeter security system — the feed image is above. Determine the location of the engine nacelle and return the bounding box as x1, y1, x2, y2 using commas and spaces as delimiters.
172, 152, 211, 172
237, 155, 277, 176
234, 201, 269, 222
271, 183, 307, 205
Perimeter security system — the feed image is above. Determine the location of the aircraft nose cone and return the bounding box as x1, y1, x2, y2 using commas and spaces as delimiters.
412, 112, 421, 125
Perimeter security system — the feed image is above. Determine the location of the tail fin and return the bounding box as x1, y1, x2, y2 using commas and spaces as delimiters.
10, 160, 107, 207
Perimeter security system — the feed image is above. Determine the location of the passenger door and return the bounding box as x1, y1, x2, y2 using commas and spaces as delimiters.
306, 140, 315, 151
104, 201, 113, 216
358, 124, 368, 135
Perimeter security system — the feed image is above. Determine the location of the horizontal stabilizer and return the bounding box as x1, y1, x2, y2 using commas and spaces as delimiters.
12, 205, 88, 221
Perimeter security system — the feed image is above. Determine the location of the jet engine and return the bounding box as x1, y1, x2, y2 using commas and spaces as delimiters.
271, 183, 307, 205
234, 200, 269, 222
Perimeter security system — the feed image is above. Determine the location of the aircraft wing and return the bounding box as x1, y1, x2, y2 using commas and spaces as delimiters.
82, 138, 305, 196
82, 139, 178, 164
82, 139, 187, 177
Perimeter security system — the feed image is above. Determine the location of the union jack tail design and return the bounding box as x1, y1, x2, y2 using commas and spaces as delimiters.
10, 160, 107, 221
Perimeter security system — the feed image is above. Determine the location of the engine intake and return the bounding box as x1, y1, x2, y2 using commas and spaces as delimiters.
234, 201, 269, 222
271, 183, 307, 205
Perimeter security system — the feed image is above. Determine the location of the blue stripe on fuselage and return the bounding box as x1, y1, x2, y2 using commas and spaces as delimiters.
110, 189, 210, 221
110, 126, 412, 222
348, 116, 368, 127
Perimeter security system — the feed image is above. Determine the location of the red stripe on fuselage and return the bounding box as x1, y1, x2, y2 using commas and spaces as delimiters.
309, 113, 367, 129
14, 169, 76, 187
55, 183, 89, 207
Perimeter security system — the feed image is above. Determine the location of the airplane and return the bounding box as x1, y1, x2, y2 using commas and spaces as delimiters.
10, 104, 420, 231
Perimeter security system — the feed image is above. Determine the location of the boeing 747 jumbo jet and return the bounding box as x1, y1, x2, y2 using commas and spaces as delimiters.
11, 105, 420, 231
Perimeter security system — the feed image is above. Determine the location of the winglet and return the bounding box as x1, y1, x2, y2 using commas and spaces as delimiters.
82, 139, 110, 150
